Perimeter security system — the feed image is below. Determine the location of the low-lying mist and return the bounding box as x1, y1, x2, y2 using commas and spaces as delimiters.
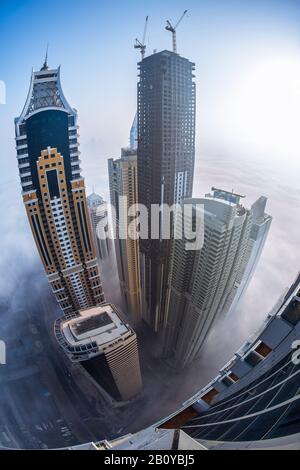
0, 152, 299, 445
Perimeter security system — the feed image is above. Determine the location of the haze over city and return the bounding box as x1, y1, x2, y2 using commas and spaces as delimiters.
0, 0, 300, 452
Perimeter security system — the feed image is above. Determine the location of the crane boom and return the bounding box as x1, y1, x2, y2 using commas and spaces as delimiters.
142, 15, 148, 45
134, 16, 149, 60
165, 10, 188, 53
175, 9, 187, 29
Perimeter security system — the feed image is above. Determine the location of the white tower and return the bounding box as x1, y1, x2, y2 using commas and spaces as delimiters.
163, 189, 272, 368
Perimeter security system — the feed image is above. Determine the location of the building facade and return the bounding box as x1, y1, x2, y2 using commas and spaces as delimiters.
129, 113, 137, 150
226, 195, 272, 316
55, 303, 143, 402
172, 272, 300, 447
15, 63, 104, 318
72, 272, 300, 450
137, 50, 196, 332
108, 147, 141, 324
163, 189, 272, 368
87, 192, 111, 261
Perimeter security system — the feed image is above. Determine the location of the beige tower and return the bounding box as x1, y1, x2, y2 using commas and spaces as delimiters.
15, 64, 104, 317
55, 303, 143, 401
108, 148, 141, 324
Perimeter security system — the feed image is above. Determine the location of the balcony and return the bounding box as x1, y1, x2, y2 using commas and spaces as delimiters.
281, 297, 300, 326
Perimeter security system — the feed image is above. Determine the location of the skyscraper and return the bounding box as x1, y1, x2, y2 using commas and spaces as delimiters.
87, 192, 111, 261
225, 195, 272, 316
15, 62, 104, 318
55, 303, 143, 402
137, 50, 196, 332
129, 113, 137, 150
163, 188, 272, 368
69, 273, 300, 450
108, 147, 141, 324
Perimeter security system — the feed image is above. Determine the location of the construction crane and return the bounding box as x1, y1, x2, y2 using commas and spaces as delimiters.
134, 16, 149, 60
165, 9, 187, 53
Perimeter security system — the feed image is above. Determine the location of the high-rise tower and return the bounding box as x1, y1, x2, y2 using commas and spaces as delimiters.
137, 50, 196, 331
163, 189, 272, 368
108, 147, 141, 324
87, 192, 111, 261
55, 303, 143, 402
15, 63, 104, 318
225, 195, 272, 316
129, 113, 137, 150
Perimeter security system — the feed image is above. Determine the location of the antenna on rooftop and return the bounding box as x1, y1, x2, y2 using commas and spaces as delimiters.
41, 44, 49, 70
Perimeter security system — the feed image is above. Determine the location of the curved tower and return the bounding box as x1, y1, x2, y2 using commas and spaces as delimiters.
15, 62, 104, 318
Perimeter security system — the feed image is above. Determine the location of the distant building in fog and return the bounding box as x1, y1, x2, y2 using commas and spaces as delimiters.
87, 192, 111, 261
226, 195, 272, 316
108, 147, 141, 324
129, 113, 137, 150
163, 188, 272, 368
55, 303, 143, 402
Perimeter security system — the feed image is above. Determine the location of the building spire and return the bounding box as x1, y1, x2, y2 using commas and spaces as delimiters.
41, 44, 49, 71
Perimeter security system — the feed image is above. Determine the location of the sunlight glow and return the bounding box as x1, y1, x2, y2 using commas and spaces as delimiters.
221, 57, 300, 162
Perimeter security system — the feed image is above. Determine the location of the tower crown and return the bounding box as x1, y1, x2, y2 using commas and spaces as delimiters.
15, 65, 75, 132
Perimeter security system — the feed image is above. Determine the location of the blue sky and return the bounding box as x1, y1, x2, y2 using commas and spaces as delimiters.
1, 0, 300, 197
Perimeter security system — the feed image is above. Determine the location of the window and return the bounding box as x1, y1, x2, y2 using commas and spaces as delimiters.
18, 157, 29, 165
244, 351, 262, 367
19, 124, 26, 136
228, 372, 239, 382
220, 372, 239, 387
20, 167, 30, 174
200, 388, 219, 405
221, 376, 233, 388
244, 341, 272, 367
281, 298, 300, 326
255, 342, 272, 358
21, 176, 32, 183
17, 148, 28, 155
